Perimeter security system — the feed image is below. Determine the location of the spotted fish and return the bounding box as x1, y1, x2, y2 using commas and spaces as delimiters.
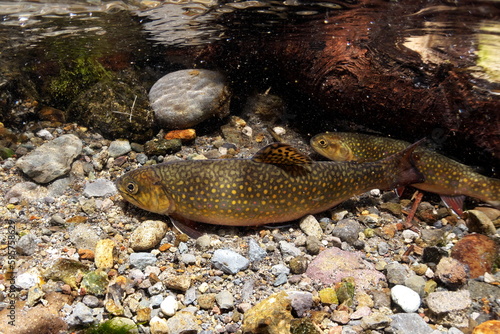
311, 132, 500, 214
116, 142, 423, 228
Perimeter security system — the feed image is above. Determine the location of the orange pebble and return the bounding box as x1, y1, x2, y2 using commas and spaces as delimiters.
164, 129, 196, 141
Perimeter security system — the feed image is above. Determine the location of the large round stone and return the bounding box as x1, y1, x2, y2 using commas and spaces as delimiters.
149, 69, 231, 129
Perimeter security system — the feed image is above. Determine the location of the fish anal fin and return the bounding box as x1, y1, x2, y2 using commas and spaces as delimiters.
169, 215, 207, 239
252, 143, 312, 168
440, 195, 465, 216
395, 186, 406, 197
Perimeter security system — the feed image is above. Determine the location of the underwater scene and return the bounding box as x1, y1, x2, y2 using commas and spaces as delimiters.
0, 0, 499, 333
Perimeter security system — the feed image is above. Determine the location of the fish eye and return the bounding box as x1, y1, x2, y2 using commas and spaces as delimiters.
318, 139, 327, 147
126, 182, 138, 194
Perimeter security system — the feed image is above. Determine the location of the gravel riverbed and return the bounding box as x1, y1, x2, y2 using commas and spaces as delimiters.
0, 114, 499, 334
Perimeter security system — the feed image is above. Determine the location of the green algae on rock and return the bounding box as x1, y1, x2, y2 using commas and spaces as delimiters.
81, 270, 109, 297
43, 258, 90, 289
69, 73, 154, 142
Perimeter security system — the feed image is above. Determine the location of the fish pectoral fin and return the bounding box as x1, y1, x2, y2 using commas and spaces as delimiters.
252, 143, 312, 168
169, 215, 208, 239
440, 195, 465, 217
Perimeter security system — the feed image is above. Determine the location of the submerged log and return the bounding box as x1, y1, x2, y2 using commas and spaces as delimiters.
201, 0, 500, 165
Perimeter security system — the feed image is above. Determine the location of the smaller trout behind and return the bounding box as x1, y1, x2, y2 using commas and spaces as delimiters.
117, 142, 423, 227
311, 132, 500, 213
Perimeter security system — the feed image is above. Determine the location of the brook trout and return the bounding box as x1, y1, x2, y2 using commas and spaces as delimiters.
311, 132, 500, 214
117, 143, 423, 227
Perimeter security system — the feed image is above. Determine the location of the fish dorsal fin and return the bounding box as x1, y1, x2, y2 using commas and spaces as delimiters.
252, 143, 313, 166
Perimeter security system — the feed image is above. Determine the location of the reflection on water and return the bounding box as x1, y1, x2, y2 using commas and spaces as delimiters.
0, 1, 499, 98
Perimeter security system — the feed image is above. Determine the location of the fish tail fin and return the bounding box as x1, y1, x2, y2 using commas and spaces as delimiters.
387, 139, 426, 189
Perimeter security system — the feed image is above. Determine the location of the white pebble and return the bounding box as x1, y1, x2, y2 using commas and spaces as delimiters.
402, 229, 419, 243
160, 295, 178, 316
36, 129, 54, 140
242, 126, 253, 137
272, 126, 286, 135
391, 285, 421, 313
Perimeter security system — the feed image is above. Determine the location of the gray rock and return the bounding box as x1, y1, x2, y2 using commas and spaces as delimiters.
136, 153, 148, 164
83, 178, 117, 197
386, 262, 414, 285
331, 219, 361, 244
405, 275, 426, 297
149, 69, 231, 129
183, 286, 197, 305
426, 290, 472, 327
129, 253, 157, 270
178, 242, 188, 254
47, 177, 71, 197
165, 311, 201, 334
179, 253, 196, 265
273, 273, 288, 286
287, 291, 313, 318
129, 220, 168, 251
299, 215, 323, 238
216, 290, 234, 309
69, 224, 101, 250
389, 313, 434, 334
271, 263, 290, 276
108, 139, 131, 158
248, 238, 266, 262
16, 233, 40, 256
16, 134, 83, 183
36, 129, 54, 140
391, 285, 421, 313
279, 240, 302, 257
421, 230, 446, 247
82, 295, 100, 308
65, 302, 94, 326
5, 181, 48, 203
211, 249, 249, 275
378, 242, 390, 255
150, 295, 164, 308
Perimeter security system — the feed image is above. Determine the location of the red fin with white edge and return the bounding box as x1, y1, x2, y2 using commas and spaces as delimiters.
395, 186, 406, 197
440, 195, 465, 217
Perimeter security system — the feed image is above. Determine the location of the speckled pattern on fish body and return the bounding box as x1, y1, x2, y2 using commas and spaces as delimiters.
310, 132, 500, 211
117, 143, 423, 226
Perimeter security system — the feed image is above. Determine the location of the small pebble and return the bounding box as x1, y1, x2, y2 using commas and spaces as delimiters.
216, 290, 234, 310
211, 249, 249, 275
108, 139, 131, 158
248, 238, 266, 262
129, 220, 168, 251
160, 295, 178, 316
391, 284, 421, 313
299, 215, 323, 238
129, 253, 157, 270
